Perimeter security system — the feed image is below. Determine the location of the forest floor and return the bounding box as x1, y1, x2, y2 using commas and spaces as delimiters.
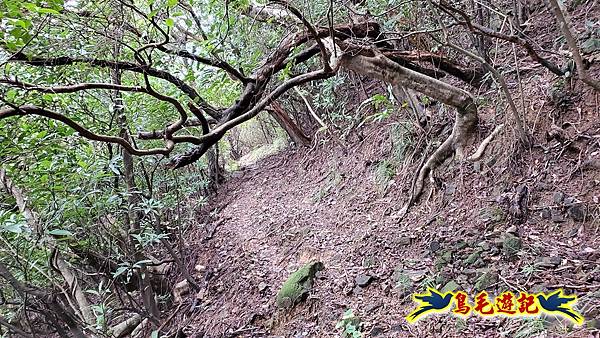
175, 89, 600, 337
168, 4, 600, 337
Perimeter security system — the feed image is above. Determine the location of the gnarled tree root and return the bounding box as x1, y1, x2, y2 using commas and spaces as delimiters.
398, 105, 478, 219
467, 123, 504, 162
331, 43, 478, 219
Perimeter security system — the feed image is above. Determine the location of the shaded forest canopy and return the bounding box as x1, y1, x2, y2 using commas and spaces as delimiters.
1, 0, 600, 337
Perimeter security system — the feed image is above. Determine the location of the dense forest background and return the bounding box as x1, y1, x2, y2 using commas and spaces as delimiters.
1, 0, 599, 337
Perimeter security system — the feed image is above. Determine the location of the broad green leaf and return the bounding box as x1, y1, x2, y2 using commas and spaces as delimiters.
1, 223, 23, 234
37, 8, 60, 15
113, 266, 128, 278
48, 229, 73, 236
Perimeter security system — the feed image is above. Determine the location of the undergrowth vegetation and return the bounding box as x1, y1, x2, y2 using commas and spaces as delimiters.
0, 0, 598, 336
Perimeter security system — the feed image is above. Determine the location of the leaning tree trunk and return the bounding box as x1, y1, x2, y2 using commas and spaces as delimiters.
269, 101, 311, 146
206, 145, 224, 193
0, 169, 94, 337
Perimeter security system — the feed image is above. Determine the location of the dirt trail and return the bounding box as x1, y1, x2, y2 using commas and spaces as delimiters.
178, 106, 600, 337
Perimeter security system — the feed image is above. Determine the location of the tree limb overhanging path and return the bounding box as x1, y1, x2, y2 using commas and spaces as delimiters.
1, 0, 592, 214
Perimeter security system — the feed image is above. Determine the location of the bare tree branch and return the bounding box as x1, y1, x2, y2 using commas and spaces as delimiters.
269, 0, 332, 72
1, 77, 203, 140
0, 105, 174, 156
436, 2, 565, 76
156, 46, 250, 83
6, 52, 221, 119
547, 0, 600, 90
1, 78, 147, 94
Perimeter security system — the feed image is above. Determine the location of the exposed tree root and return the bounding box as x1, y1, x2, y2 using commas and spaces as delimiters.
329, 42, 478, 218
110, 314, 142, 338
467, 123, 505, 162
398, 107, 477, 219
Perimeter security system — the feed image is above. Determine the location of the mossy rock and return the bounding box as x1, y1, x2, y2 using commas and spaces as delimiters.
502, 234, 522, 257
276, 261, 324, 308
455, 240, 468, 250
479, 206, 505, 224
464, 248, 483, 265
434, 250, 453, 270
587, 319, 600, 329
441, 280, 460, 293
474, 270, 498, 291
